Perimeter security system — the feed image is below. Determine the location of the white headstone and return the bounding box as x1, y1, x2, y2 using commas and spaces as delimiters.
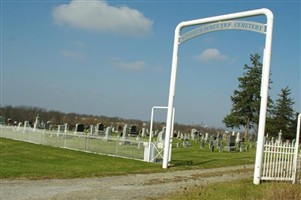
236, 132, 241, 144
17, 122, 22, 131
57, 125, 65, 134
33, 115, 39, 131
141, 127, 146, 137
23, 121, 30, 133
180, 132, 184, 140
204, 133, 209, 142
64, 123, 68, 133
90, 125, 94, 135
122, 124, 128, 140
104, 126, 112, 141
191, 128, 199, 140
176, 131, 180, 138
183, 133, 188, 140
278, 130, 282, 141
157, 127, 166, 142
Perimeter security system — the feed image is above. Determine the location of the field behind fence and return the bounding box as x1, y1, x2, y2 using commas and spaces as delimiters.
0, 125, 147, 161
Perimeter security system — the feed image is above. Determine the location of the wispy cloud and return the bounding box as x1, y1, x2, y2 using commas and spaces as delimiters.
74, 40, 85, 49
202, 37, 216, 44
195, 48, 229, 62
52, 0, 153, 36
113, 60, 147, 70
61, 49, 86, 61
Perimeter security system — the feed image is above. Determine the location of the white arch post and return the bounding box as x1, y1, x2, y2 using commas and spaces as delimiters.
163, 9, 273, 185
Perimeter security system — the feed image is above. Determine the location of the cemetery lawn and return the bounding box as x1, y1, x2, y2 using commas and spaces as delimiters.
0, 138, 256, 179
0, 138, 163, 179
170, 139, 256, 169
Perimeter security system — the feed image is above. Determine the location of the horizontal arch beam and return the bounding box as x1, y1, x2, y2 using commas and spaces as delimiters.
180, 20, 266, 44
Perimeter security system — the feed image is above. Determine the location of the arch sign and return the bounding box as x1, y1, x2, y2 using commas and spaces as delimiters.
163, 8, 273, 185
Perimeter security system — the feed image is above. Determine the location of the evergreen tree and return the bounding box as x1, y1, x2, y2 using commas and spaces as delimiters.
223, 54, 273, 138
270, 87, 295, 140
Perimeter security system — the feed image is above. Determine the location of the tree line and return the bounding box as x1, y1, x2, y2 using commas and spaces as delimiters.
223, 53, 299, 140
0, 105, 222, 135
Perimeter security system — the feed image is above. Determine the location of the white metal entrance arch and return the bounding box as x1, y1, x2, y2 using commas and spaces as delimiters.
163, 8, 274, 185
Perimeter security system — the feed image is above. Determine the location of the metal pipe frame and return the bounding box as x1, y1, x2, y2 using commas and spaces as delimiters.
163, 9, 273, 186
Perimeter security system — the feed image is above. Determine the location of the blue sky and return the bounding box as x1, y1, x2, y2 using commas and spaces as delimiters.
1, 0, 300, 128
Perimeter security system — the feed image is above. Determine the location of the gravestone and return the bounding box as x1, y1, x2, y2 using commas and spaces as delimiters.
23, 121, 30, 133
57, 125, 65, 134
122, 124, 129, 140
157, 127, 166, 142
95, 123, 105, 135
141, 123, 146, 137
191, 128, 199, 140
117, 125, 123, 132
225, 135, 236, 152
17, 122, 23, 131
89, 125, 94, 135
183, 133, 188, 140
75, 123, 85, 133
104, 126, 112, 141
177, 131, 181, 139
239, 141, 244, 152
235, 132, 241, 144
209, 138, 215, 152
130, 125, 138, 136
277, 130, 282, 143
222, 133, 227, 141
7, 118, 13, 126
204, 133, 209, 142
64, 123, 68, 133
45, 121, 51, 130
136, 135, 142, 149
33, 115, 40, 131
180, 132, 184, 140
141, 127, 146, 137
199, 136, 205, 148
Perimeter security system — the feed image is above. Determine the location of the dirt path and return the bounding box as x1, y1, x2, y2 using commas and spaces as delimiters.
0, 164, 254, 200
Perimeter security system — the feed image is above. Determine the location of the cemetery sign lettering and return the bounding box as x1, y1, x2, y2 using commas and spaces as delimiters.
180, 20, 266, 44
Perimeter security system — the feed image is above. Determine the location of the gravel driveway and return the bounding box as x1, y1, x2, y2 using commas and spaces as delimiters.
0, 164, 254, 200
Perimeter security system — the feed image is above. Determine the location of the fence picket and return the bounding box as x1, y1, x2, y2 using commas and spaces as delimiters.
261, 139, 300, 183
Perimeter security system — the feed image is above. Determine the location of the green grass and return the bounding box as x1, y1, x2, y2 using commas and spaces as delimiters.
0, 138, 255, 179
157, 178, 301, 200
170, 139, 255, 169
0, 138, 163, 179
2, 138, 299, 200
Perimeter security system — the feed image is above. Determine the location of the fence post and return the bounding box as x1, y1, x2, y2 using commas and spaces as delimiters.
292, 113, 301, 183
64, 131, 67, 148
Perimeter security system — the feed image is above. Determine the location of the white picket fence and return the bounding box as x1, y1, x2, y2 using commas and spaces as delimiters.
261, 140, 300, 183
0, 125, 148, 161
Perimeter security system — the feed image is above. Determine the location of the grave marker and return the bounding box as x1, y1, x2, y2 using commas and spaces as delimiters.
75, 123, 85, 133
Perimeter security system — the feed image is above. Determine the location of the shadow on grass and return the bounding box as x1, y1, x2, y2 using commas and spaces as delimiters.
171, 159, 218, 168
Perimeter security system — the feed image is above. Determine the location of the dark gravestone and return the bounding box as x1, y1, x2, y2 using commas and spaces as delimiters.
225, 135, 236, 152
95, 123, 105, 135
130, 125, 138, 136
7, 118, 14, 126
117, 125, 123, 132
98, 123, 104, 132
75, 123, 85, 133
